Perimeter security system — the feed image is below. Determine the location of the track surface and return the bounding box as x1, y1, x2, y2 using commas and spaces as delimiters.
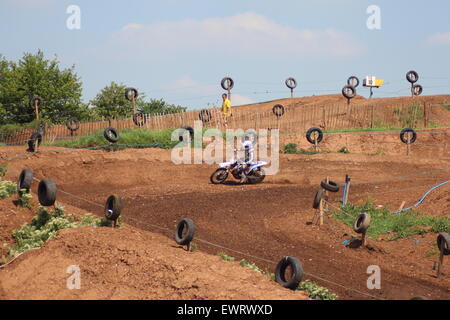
4, 136, 450, 300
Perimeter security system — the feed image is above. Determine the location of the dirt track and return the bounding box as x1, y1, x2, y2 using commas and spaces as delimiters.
2, 128, 450, 300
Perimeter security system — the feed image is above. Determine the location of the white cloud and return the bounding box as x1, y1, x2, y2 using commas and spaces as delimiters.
427, 32, 450, 45
91, 12, 364, 60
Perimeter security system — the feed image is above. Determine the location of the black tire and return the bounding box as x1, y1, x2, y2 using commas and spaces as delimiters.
321, 179, 340, 193
410, 296, 429, 300
275, 256, 304, 290
132, 112, 146, 126
313, 189, 324, 209
413, 84, 423, 96
125, 87, 139, 101
199, 109, 212, 123
30, 96, 43, 107
38, 179, 57, 206
347, 76, 360, 88
306, 127, 323, 145
178, 126, 194, 142
103, 127, 120, 143
174, 218, 196, 246
66, 118, 80, 131
342, 85, 356, 99
437, 232, 450, 256
272, 104, 285, 117
285, 77, 297, 89
400, 128, 417, 144
221, 77, 234, 91
104, 195, 123, 220
17, 169, 33, 195
354, 213, 371, 234
248, 168, 266, 184
27, 133, 42, 152
406, 71, 419, 84
210, 168, 228, 184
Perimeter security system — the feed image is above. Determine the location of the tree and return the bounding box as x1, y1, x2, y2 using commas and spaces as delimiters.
89, 82, 133, 119
140, 98, 186, 115
0, 51, 87, 125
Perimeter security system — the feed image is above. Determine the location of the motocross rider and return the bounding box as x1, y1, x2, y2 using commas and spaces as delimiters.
239, 139, 254, 183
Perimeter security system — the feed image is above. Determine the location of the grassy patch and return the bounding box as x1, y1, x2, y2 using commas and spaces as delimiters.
337, 147, 350, 154
334, 201, 450, 241
297, 280, 338, 300
0, 180, 17, 199
282, 143, 321, 155
19, 190, 33, 209
7, 205, 110, 258
45, 128, 181, 150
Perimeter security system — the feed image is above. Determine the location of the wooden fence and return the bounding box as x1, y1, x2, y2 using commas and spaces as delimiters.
1, 99, 443, 146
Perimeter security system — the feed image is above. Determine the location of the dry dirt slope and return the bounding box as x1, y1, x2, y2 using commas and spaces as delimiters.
0, 223, 307, 300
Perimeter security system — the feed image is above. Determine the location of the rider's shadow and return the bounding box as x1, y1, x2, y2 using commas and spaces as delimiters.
221, 181, 244, 186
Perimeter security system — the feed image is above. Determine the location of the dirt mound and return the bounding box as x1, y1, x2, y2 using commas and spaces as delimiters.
0, 226, 307, 300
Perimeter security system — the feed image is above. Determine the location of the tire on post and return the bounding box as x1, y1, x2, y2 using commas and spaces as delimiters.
221, 77, 234, 91
199, 109, 212, 123
66, 118, 80, 131
354, 213, 371, 234
30, 96, 43, 107
104, 195, 123, 221
17, 169, 33, 195
400, 128, 417, 144
38, 179, 57, 206
437, 232, 450, 256
132, 112, 146, 126
406, 71, 419, 84
342, 85, 356, 99
412, 84, 423, 96
178, 126, 194, 142
272, 104, 285, 117
27, 133, 42, 152
124, 87, 139, 101
320, 179, 340, 193
174, 218, 196, 246
275, 256, 304, 290
285, 77, 297, 89
306, 127, 323, 145
104, 127, 120, 143
347, 76, 360, 88
313, 189, 324, 209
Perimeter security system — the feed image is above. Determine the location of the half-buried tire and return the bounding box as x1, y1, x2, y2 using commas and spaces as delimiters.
437, 232, 450, 256
17, 169, 33, 195
38, 179, 57, 206
27, 133, 42, 152
104, 195, 123, 221
174, 218, 196, 246
275, 256, 304, 290
354, 213, 371, 234
313, 189, 324, 209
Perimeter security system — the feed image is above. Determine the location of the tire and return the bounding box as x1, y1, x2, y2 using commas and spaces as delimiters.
342, 85, 356, 99
221, 77, 234, 91
354, 213, 371, 234
132, 112, 146, 126
413, 84, 423, 96
347, 76, 360, 88
125, 87, 139, 101
306, 127, 323, 145
275, 256, 304, 290
321, 179, 340, 193
312, 189, 324, 209
66, 118, 80, 131
30, 96, 43, 107
38, 179, 57, 206
410, 296, 429, 300
210, 168, 228, 184
17, 169, 33, 195
437, 232, 450, 256
272, 104, 285, 117
27, 133, 42, 152
178, 126, 194, 142
174, 218, 196, 246
285, 77, 297, 89
406, 70, 419, 84
400, 128, 417, 144
104, 127, 120, 143
104, 195, 123, 220
199, 109, 212, 123
248, 168, 266, 184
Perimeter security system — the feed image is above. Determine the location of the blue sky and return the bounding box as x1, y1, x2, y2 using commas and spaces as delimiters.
1, 0, 450, 109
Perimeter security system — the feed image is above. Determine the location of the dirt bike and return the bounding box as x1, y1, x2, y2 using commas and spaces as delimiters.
210, 159, 267, 185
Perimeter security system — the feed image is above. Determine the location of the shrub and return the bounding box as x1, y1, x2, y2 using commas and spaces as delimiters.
0, 180, 17, 199
298, 280, 338, 300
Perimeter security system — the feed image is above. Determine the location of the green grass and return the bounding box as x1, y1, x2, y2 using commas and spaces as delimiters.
0, 180, 17, 199
6, 205, 111, 258
282, 143, 321, 155
334, 201, 450, 241
44, 128, 182, 150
